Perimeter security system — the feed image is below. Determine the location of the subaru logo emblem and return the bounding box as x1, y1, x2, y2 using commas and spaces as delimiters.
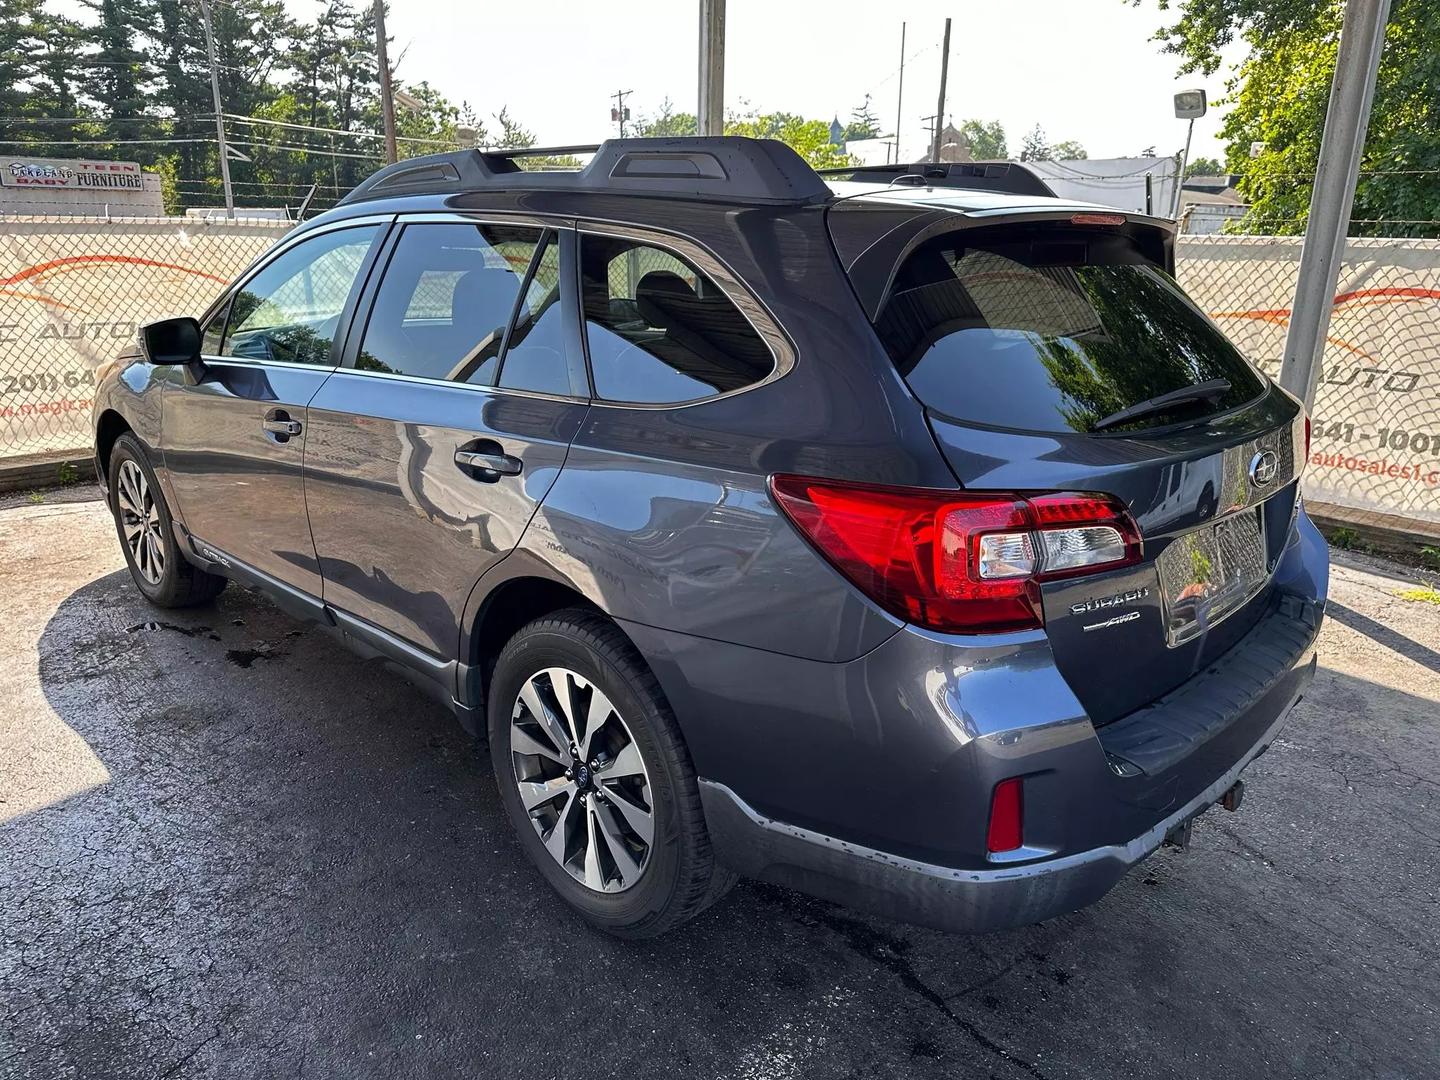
1249, 449, 1279, 487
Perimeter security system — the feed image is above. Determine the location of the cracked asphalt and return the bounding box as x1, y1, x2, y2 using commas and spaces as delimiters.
2, 496, 1437, 1080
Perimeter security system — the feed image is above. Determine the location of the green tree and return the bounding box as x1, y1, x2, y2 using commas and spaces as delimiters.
1051, 139, 1088, 160
1019, 124, 1051, 161
1185, 155, 1224, 177
723, 108, 858, 169
81, 0, 155, 145
958, 118, 1007, 160
841, 94, 881, 141
1140, 0, 1440, 236
633, 98, 698, 138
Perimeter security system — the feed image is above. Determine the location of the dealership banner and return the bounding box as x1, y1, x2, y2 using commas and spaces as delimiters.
1179, 235, 1440, 532
0, 215, 291, 459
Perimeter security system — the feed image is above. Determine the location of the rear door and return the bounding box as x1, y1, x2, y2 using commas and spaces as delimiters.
301, 215, 589, 660
164, 221, 386, 596
859, 218, 1305, 723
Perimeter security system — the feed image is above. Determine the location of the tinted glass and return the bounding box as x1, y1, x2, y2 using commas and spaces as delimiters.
875, 229, 1267, 434
356, 222, 543, 384
498, 235, 571, 395
580, 235, 773, 404
223, 225, 379, 366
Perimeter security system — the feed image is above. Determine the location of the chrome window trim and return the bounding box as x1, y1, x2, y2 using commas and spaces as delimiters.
197, 355, 341, 374
316, 363, 583, 406
575, 219, 796, 411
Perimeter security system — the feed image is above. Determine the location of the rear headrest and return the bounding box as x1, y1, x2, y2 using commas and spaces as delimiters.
634, 270, 698, 328
452, 266, 523, 331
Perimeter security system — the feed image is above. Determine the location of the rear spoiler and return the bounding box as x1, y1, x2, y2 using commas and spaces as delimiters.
829, 204, 1178, 322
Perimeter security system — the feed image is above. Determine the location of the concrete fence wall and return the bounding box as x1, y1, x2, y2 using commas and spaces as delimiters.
1, 215, 1436, 537
1177, 235, 1440, 535
0, 215, 292, 460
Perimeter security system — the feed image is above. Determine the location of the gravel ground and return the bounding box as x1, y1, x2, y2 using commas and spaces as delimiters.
1, 496, 1436, 1080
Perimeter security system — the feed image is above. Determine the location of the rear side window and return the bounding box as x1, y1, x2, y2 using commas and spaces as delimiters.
874, 229, 1266, 434
579, 234, 774, 404
498, 235, 571, 396
356, 222, 544, 385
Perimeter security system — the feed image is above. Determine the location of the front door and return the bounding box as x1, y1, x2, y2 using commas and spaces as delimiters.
302, 219, 589, 659
162, 223, 385, 595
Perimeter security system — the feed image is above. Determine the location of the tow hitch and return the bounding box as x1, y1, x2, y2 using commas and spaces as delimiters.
1219, 779, 1245, 813
1163, 780, 1246, 851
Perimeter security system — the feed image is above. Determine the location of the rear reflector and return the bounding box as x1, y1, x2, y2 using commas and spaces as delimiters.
987, 778, 1024, 853
769, 476, 1141, 633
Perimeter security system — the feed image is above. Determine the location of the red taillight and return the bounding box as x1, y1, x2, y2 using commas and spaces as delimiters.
1070, 212, 1126, 226
769, 475, 1141, 634
1304, 415, 1312, 458
987, 778, 1024, 854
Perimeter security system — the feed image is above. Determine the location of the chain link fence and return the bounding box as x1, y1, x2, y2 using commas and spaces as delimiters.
1177, 235, 1440, 532
2, 215, 1436, 535
0, 214, 291, 460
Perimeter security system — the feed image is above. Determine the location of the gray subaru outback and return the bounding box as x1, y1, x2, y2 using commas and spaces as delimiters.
93, 138, 1327, 938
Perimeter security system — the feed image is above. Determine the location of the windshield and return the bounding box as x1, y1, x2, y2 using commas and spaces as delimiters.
873, 229, 1267, 434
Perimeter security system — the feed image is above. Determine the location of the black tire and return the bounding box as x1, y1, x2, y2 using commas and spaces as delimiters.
488, 608, 736, 938
108, 433, 226, 609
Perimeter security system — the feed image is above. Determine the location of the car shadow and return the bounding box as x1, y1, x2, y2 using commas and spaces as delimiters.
9, 568, 1438, 1080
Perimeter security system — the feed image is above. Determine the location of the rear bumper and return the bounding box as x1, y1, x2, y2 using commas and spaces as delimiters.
699, 648, 1315, 934
626, 505, 1328, 934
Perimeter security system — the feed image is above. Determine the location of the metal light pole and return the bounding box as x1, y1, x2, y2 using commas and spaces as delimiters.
374, 0, 398, 164
1279, 0, 1392, 408
698, 0, 725, 136
196, 0, 234, 218
930, 18, 951, 163
1170, 89, 1206, 218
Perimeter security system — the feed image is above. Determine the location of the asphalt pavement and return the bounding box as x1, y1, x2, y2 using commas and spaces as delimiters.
1, 496, 1437, 1080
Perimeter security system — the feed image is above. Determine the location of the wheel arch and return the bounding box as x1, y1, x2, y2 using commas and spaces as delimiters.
94, 408, 134, 480
459, 553, 613, 715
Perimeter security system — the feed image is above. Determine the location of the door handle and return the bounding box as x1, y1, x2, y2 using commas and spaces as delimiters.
262, 408, 302, 438
455, 449, 522, 477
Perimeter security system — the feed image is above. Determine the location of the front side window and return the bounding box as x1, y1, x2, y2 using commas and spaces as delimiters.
356, 222, 545, 384
580, 234, 774, 404
222, 225, 379, 366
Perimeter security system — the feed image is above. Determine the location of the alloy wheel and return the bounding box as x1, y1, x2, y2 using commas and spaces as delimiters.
117, 459, 165, 586
510, 666, 655, 893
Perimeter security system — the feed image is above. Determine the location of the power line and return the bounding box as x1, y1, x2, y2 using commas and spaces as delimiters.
221, 113, 459, 148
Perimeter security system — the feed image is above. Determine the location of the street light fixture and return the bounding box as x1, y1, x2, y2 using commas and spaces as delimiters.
1171, 88, 1207, 217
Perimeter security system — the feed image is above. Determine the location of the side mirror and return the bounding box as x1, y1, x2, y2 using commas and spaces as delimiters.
140, 316, 203, 366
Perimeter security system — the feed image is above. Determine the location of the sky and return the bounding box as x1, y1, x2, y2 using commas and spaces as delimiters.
301, 0, 1249, 165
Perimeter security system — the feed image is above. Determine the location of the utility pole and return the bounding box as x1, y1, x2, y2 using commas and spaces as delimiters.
921, 114, 939, 163
196, 0, 234, 219
1279, 0, 1392, 408
930, 18, 951, 162
373, 0, 398, 164
610, 89, 633, 138
698, 0, 725, 136
893, 21, 906, 164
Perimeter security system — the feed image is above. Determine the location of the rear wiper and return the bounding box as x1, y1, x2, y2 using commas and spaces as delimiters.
1091, 378, 1232, 432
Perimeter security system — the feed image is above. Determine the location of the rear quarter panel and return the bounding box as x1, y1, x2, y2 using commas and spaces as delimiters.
516, 199, 957, 663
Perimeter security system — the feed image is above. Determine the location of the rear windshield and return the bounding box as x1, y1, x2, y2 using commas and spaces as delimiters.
873, 228, 1266, 434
